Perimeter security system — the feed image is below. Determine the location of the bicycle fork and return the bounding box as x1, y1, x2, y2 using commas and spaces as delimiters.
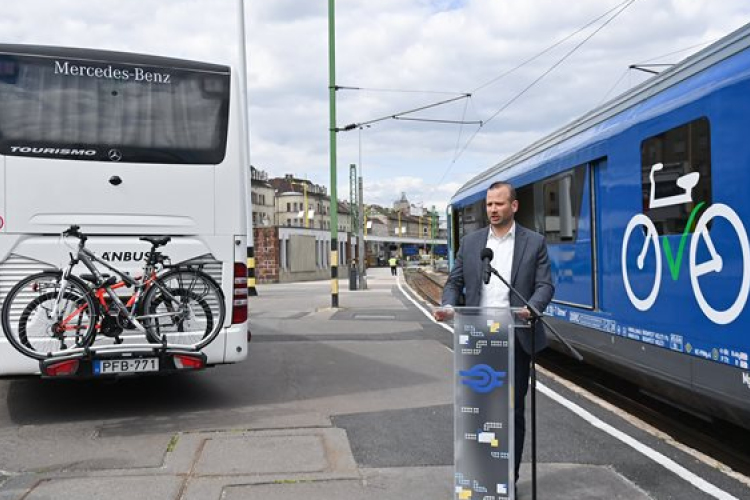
51, 264, 74, 324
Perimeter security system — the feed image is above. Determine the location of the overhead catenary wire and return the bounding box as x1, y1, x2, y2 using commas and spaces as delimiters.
334, 93, 471, 131
598, 38, 716, 106
437, 0, 639, 184
337, 0, 637, 134
393, 116, 482, 125
336, 85, 466, 96
453, 97, 471, 165
597, 67, 630, 105
471, 0, 635, 94
335, 0, 641, 191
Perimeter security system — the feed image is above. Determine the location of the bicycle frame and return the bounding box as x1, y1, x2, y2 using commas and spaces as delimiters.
52, 236, 187, 336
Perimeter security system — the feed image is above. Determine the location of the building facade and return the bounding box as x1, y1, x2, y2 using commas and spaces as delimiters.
249, 170, 446, 282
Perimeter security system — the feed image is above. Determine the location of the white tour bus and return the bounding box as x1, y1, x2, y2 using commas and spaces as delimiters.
0, 44, 249, 376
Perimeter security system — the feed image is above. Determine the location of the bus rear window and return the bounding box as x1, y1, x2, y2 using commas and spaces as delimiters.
0, 53, 229, 164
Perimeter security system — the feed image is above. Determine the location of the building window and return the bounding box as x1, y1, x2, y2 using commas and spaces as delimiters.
641, 117, 711, 235
287, 202, 291, 212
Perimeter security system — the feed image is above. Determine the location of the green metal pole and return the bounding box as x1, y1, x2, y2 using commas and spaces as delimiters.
431, 205, 437, 262
328, 0, 339, 308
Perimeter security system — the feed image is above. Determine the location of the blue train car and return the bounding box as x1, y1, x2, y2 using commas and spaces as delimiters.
448, 23, 750, 427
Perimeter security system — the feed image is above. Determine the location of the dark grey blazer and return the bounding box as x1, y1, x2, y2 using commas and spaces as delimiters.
441, 223, 554, 354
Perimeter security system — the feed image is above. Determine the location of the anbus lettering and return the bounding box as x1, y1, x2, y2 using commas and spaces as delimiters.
100, 252, 149, 262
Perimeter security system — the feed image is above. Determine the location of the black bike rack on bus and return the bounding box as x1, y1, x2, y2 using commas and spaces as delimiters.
38, 343, 208, 379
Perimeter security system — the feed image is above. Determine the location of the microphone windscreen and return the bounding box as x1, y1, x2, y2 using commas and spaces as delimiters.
480, 248, 494, 260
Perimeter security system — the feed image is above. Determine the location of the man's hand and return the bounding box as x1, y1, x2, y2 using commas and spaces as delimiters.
515, 306, 532, 322
433, 306, 454, 322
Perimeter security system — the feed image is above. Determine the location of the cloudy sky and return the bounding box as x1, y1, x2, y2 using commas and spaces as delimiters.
4, 0, 750, 214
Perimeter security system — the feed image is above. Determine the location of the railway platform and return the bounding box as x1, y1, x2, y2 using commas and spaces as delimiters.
0, 267, 747, 500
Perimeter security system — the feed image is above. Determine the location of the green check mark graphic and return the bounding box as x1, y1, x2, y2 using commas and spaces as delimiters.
662, 201, 706, 281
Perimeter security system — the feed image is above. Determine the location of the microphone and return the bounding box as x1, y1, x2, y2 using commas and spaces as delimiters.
481, 247, 494, 285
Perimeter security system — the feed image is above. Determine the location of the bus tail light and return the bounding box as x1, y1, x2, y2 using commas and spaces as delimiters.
232, 263, 248, 324
173, 354, 205, 370
44, 359, 79, 377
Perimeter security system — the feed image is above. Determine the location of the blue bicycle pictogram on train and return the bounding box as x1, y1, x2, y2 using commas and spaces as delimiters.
459, 364, 507, 393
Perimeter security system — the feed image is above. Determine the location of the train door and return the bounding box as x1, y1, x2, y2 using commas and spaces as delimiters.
447, 204, 455, 268
542, 161, 598, 309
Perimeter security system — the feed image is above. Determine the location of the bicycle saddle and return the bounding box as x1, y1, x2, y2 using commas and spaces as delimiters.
140, 236, 171, 248
676, 172, 699, 191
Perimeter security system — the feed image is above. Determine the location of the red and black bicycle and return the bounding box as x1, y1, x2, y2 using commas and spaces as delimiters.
1, 226, 225, 360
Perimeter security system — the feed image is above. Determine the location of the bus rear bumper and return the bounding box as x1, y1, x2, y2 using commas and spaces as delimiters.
0, 322, 249, 377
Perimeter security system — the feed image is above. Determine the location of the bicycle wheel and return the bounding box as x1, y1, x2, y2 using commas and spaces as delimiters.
689, 204, 750, 324
621, 214, 662, 311
141, 268, 225, 349
1, 271, 97, 360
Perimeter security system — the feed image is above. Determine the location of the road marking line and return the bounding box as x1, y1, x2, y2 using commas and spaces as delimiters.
538, 365, 750, 489
538, 382, 740, 500
398, 276, 745, 498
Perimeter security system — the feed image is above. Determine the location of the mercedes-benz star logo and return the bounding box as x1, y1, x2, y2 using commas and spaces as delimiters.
108, 149, 123, 162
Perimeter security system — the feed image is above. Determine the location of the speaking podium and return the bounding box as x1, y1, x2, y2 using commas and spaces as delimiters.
453, 307, 529, 500
454, 306, 527, 500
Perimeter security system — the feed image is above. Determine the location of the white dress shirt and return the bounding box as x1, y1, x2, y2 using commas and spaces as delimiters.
481, 222, 515, 310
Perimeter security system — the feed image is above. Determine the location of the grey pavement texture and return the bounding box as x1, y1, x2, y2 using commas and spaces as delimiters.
0, 268, 676, 499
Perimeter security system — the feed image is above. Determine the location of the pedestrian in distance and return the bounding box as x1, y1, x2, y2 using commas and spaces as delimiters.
433, 181, 554, 485
388, 256, 398, 276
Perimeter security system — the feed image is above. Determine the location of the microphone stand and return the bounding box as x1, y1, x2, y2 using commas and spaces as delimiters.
487, 266, 583, 500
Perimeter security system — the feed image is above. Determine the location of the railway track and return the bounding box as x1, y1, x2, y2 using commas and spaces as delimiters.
406, 269, 750, 479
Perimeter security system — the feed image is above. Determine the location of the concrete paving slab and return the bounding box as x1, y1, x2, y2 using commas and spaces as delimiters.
217, 463, 649, 500
186, 428, 357, 477
95, 407, 331, 438
18, 475, 183, 500
0, 425, 171, 472
195, 434, 328, 475
221, 466, 452, 500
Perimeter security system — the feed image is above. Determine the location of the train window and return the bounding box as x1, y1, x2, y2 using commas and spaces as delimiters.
515, 184, 542, 234
541, 165, 586, 243
641, 118, 711, 235
459, 199, 486, 238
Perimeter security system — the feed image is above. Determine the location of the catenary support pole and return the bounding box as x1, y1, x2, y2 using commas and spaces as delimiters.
328, 0, 339, 308
358, 175, 367, 289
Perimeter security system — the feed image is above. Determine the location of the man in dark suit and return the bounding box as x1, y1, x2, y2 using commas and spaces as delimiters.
434, 181, 554, 483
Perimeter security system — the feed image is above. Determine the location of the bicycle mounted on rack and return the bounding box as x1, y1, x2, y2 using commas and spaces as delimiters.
0, 225, 227, 377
